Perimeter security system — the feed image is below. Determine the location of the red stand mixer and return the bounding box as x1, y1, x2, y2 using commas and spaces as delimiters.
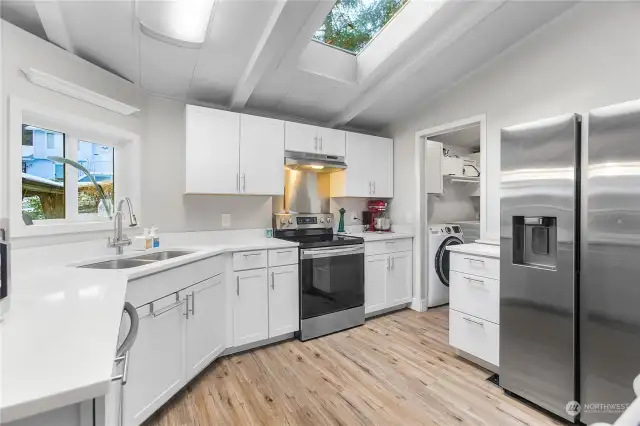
367, 200, 390, 232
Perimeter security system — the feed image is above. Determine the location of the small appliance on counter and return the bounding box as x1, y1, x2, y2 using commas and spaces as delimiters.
273, 213, 365, 341
367, 200, 391, 232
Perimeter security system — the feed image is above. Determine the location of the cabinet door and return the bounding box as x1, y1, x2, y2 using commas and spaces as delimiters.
240, 115, 284, 195
386, 251, 413, 307
365, 254, 388, 314
370, 136, 394, 198
318, 127, 345, 156
331, 132, 373, 197
123, 294, 185, 426
181, 274, 226, 381
233, 269, 269, 346
426, 140, 443, 194
285, 121, 318, 153
268, 264, 299, 337
185, 105, 240, 194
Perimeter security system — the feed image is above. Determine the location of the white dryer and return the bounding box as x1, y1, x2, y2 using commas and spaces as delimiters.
427, 224, 464, 307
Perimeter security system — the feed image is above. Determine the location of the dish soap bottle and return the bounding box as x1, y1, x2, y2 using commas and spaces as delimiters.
150, 226, 160, 248
338, 208, 346, 233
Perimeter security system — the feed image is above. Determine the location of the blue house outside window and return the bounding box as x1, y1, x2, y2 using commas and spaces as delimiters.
55, 163, 64, 180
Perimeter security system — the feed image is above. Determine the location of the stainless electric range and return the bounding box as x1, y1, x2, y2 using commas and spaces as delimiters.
273, 213, 365, 341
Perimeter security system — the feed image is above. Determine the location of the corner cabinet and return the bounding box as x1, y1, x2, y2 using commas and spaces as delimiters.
330, 132, 393, 198
185, 105, 284, 195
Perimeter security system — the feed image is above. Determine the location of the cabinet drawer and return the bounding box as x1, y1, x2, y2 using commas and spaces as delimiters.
268, 247, 298, 267
450, 253, 499, 280
366, 238, 412, 256
449, 310, 499, 366
449, 271, 499, 324
233, 250, 267, 271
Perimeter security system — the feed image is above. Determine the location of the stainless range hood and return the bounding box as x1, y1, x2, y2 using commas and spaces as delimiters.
284, 150, 346, 173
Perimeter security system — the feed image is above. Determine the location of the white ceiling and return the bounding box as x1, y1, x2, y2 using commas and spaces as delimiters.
1, 0, 577, 133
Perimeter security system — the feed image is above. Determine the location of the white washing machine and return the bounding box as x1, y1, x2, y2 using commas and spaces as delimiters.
427, 224, 464, 307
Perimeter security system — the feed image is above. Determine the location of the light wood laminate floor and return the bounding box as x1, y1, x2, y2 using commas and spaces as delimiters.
145, 307, 563, 426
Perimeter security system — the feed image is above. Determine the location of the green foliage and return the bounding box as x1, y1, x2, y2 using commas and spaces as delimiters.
314, 0, 409, 53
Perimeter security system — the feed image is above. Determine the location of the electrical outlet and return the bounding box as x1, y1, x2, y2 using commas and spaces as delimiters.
221, 214, 231, 228
351, 212, 360, 222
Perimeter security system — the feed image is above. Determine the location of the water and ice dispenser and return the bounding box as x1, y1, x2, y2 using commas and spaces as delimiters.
512, 216, 557, 269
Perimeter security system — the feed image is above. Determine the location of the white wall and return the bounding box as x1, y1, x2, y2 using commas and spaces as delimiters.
387, 2, 640, 241
144, 95, 273, 232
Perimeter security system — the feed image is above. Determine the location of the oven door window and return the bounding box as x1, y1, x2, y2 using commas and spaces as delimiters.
300, 250, 364, 320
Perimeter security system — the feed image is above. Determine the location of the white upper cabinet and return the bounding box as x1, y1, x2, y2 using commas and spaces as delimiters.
285, 122, 346, 157
317, 127, 346, 157
240, 114, 284, 195
185, 106, 284, 195
285, 122, 319, 154
331, 132, 393, 198
185, 105, 240, 194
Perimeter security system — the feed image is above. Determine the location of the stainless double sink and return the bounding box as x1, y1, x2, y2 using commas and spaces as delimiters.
79, 250, 194, 270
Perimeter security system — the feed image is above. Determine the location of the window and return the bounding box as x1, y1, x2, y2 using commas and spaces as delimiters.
313, 0, 409, 54
21, 125, 66, 221
21, 124, 116, 223
46, 132, 55, 149
77, 141, 115, 216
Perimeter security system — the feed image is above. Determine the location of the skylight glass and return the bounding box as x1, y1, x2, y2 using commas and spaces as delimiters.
313, 0, 410, 54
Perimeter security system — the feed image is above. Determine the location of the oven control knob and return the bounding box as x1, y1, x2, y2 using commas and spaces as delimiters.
319, 218, 325, 223
280, 219, 287, 226
326, 217, 332, 223
288, 218, 293, 224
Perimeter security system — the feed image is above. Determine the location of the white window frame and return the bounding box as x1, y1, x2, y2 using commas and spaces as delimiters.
9, 97, 141, 238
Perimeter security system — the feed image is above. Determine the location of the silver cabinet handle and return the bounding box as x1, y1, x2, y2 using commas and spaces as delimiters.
183, 294, 191, 319
242, 173, 246, 192
243, 253, 262, 257
276, 250, 292, 254
111, 351, 130, 385
236, 275, 240, 296
191, 290, 195, 316
271, 272, 275, 289
465, 276, 484, 285
386, 257, 390, 270
314, 136, 318, 151
373, 181, 376, 194
369, 181, 372, 195
463, 316, 484, 327
150, 294, 184, 317
385, 241, 397, 245
236, 174, 240, 192
319, 135, 323, 152
465, 257, 485, 264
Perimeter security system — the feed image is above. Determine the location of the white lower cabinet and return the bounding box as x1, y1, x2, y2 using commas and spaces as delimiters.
365, 254, 388, 313
386, 251, 413, 306
181, 274, 226, 380
124, 293, 186, 426
232, 269, 269, 346
448, 249, 500, 369
365, 242, 413, 315
268, 264, 299, 337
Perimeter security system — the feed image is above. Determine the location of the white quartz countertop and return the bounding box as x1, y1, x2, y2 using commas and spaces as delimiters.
446, 242, 500, 258
0, 230, 297, 422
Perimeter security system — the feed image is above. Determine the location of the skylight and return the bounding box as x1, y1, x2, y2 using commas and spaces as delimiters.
313, 0, 410, 54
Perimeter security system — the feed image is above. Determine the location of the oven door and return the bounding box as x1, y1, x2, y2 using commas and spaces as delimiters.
299, 245, 364, 320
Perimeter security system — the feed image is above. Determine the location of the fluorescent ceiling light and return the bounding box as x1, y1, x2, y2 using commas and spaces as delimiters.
138, 0, 216, 48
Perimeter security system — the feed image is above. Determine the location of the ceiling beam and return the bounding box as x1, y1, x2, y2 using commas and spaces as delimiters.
229, 0, 335, 111
328, 1, 504, 128
34, 0, 74, 53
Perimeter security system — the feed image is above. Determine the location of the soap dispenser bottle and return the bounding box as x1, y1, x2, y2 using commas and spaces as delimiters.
150, 226, 160, 248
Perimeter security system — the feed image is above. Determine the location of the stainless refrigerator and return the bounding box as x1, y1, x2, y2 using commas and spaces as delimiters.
500, 101, 640, 424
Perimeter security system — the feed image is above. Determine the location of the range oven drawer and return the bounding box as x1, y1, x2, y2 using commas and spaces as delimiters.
299, 245, 364, 320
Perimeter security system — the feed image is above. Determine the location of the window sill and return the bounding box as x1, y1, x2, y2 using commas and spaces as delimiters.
11, 220, 129, 238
